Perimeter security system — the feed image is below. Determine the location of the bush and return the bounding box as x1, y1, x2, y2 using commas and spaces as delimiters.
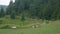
21, 15, 25, 21
10, 12, 16, 19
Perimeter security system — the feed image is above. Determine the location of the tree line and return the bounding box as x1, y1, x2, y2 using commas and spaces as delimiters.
0, 0, 60, 21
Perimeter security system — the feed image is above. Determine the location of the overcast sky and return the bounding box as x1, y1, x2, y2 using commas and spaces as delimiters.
0, 0, 15, 5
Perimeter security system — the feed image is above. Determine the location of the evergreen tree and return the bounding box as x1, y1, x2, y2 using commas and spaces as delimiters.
6, 0, 14, 15
10, 11, 16, 19
21, 15, 25, 21
6, 0, 60, 20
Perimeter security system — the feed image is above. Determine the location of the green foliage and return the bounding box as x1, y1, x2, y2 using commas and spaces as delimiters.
6, 0, 14, 15
10, 12, 16, 19
21, 15, 25, 21
6, 0, 60, 20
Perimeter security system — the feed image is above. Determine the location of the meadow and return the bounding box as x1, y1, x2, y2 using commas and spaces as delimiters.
0, 22, 60, 34
0, 17, 60, 34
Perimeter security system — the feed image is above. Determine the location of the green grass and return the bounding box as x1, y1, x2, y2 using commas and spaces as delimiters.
0, 21, 60, 34
0, 17, 33, 25
0, 17, 60, 34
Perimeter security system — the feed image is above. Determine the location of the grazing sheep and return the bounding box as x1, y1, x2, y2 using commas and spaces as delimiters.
11, 26, 17, 29
32, 25, 39, 28
10, 24, 17, 29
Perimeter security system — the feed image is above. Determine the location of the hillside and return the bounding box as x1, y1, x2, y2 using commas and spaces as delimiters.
0, 0, 60, 34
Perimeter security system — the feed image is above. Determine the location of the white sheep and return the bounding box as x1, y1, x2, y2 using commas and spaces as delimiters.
11, 26, 17, 29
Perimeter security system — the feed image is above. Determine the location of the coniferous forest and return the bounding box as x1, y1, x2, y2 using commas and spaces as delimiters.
0, 0, 60, 21
6, 0, 60, 20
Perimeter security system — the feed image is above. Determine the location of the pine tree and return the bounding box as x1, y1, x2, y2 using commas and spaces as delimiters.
6, 0, 14, 15
10, 11, 16, 19
6, 0, 60, 20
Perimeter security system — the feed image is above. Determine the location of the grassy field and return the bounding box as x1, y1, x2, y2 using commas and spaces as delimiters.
0, 17, 60, 34
0, 20, 60, 34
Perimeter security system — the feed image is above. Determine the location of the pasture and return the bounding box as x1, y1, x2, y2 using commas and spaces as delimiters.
0, 17, 60, 34
0, 20, 60, 34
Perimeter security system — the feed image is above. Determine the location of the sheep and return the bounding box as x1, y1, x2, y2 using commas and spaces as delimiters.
11, 26, 17, 29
